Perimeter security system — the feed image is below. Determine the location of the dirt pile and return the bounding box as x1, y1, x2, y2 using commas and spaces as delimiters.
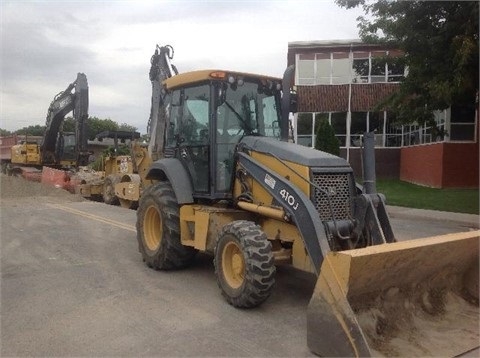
0, 174, 85, 203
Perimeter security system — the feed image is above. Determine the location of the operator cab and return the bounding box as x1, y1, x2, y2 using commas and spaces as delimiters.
162, 71, 283, 201
57, 132, 77, 166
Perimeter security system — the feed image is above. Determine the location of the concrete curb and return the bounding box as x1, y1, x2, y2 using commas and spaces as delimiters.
387, 205, 480, 228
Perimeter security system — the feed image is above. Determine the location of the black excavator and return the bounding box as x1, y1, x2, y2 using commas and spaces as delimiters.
8, 73, 90, 175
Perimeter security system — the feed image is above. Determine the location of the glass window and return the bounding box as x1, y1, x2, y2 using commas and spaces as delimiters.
384, 112, 402, 147
315, 58, 331, 84
297, 112, 313, 136
60, 133, 76, 161
166, 84, 210, 147
298, 60, 315, 85
353, 58, 369, 83
215, 79, 282, 191
450, 104, 476, 141
166, 84, 210, 193
371, 58, 386, 83
351, 112, 367, 147
331, 112, 347, 146
332, 58, 351, 84
387, 60, 405, 82
368, 112, 382, 132
262, 96, 281, 137
451, 104, 475, 123
296, 112, 314, 147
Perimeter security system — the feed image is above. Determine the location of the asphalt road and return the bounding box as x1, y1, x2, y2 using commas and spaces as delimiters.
1, 196, 478, 357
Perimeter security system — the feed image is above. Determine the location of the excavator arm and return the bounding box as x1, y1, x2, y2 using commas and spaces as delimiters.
40, 72, 89, 166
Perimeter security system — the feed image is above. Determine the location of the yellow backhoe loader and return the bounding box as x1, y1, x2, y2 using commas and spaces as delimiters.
136, 45, 479, 356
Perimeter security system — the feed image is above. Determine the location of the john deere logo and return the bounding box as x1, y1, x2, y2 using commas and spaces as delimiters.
327, 187, 336, 196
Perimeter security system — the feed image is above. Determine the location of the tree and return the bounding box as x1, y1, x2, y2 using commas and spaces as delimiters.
15, 124, 46, 136
63, 117, 76, 133
118, 122, 138, 133
9, 117, 139, 141
63, 117, 138, 139
0, 128, 12, 136
337, 0, 479, 126
87, 117, 119, 140
315, 119, 340, 156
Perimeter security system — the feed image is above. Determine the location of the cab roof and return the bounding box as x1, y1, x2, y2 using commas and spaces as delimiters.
163, 69, 282, 90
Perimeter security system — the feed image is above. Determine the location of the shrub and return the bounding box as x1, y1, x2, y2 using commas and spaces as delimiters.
315, 119, 340, 156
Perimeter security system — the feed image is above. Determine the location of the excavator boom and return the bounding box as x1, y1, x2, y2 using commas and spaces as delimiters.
41, 72, 89, 167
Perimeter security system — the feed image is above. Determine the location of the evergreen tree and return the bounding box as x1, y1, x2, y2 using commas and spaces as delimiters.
315, 119, 340, 156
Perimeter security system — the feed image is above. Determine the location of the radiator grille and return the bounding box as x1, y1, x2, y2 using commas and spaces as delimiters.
312, 172, 352, 221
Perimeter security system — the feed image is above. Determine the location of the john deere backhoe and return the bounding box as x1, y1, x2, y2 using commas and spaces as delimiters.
136, 45, 479, 356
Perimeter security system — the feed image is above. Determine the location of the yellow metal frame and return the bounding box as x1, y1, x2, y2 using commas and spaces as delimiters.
11, 143, 41, 165
164, 69, 281, 91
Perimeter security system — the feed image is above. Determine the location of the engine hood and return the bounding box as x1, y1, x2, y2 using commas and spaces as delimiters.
239, 136, 350, 169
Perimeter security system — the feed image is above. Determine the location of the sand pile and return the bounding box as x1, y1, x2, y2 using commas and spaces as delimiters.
0, 174, 85, 202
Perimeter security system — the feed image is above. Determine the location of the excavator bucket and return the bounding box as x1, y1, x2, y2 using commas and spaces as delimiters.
307, 230, 479, 357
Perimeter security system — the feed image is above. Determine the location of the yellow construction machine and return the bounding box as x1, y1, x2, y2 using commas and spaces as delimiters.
7, 73, 90, 175
136, 45, 479, 356
77, 130, 140, 206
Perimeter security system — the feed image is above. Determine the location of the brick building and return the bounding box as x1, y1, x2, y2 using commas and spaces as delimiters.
288, 40, 478, 188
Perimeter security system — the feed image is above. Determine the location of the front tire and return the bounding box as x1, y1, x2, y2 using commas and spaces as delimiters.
136, 181, 196, 270
214, 220, 275, 308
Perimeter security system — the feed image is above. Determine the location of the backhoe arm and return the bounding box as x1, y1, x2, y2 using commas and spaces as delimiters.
147, 45, 178, 159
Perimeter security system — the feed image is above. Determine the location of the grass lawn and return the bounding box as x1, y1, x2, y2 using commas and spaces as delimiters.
375, 179, 479, 215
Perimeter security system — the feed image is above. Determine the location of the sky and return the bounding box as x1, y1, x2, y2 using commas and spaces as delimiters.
1, 0, 365, 134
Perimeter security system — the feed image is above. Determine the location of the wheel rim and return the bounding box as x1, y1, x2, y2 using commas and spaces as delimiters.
143, 205, 162, 251
222, 241, 245, 289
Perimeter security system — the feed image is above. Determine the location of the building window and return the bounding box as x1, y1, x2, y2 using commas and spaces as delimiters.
450, 104, 476, 141
296, 112, 314, 147
298, 50, 404, 85
385, 112, 403, 147
315, 53, 331, 84
350, 112, 367, 146
297, 53, 315, 85
352, 52, 369, 83
352, 51, 404, 84
331, 52, 351, 84
331, 112, 347, 146
370, 58, 386, 83
296, 111, 406, 149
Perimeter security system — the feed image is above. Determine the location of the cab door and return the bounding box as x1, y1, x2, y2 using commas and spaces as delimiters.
166, 84, 211, 194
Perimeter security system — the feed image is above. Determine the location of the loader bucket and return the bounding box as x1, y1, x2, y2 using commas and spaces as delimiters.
307, 231, 479, 357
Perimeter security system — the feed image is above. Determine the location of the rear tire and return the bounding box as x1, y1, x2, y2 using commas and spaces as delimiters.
136, 181, 196, 270
214, 220, 275, 308
103, 175, 120, 205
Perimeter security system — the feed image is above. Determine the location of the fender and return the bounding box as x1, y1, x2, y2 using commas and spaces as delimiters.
146, 157, 194, 204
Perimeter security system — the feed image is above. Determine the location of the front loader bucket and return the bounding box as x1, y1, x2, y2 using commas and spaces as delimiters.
307, 231, 479, 357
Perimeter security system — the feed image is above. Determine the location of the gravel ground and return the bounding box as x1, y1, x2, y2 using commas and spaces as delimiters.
0, 174, 85, 202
